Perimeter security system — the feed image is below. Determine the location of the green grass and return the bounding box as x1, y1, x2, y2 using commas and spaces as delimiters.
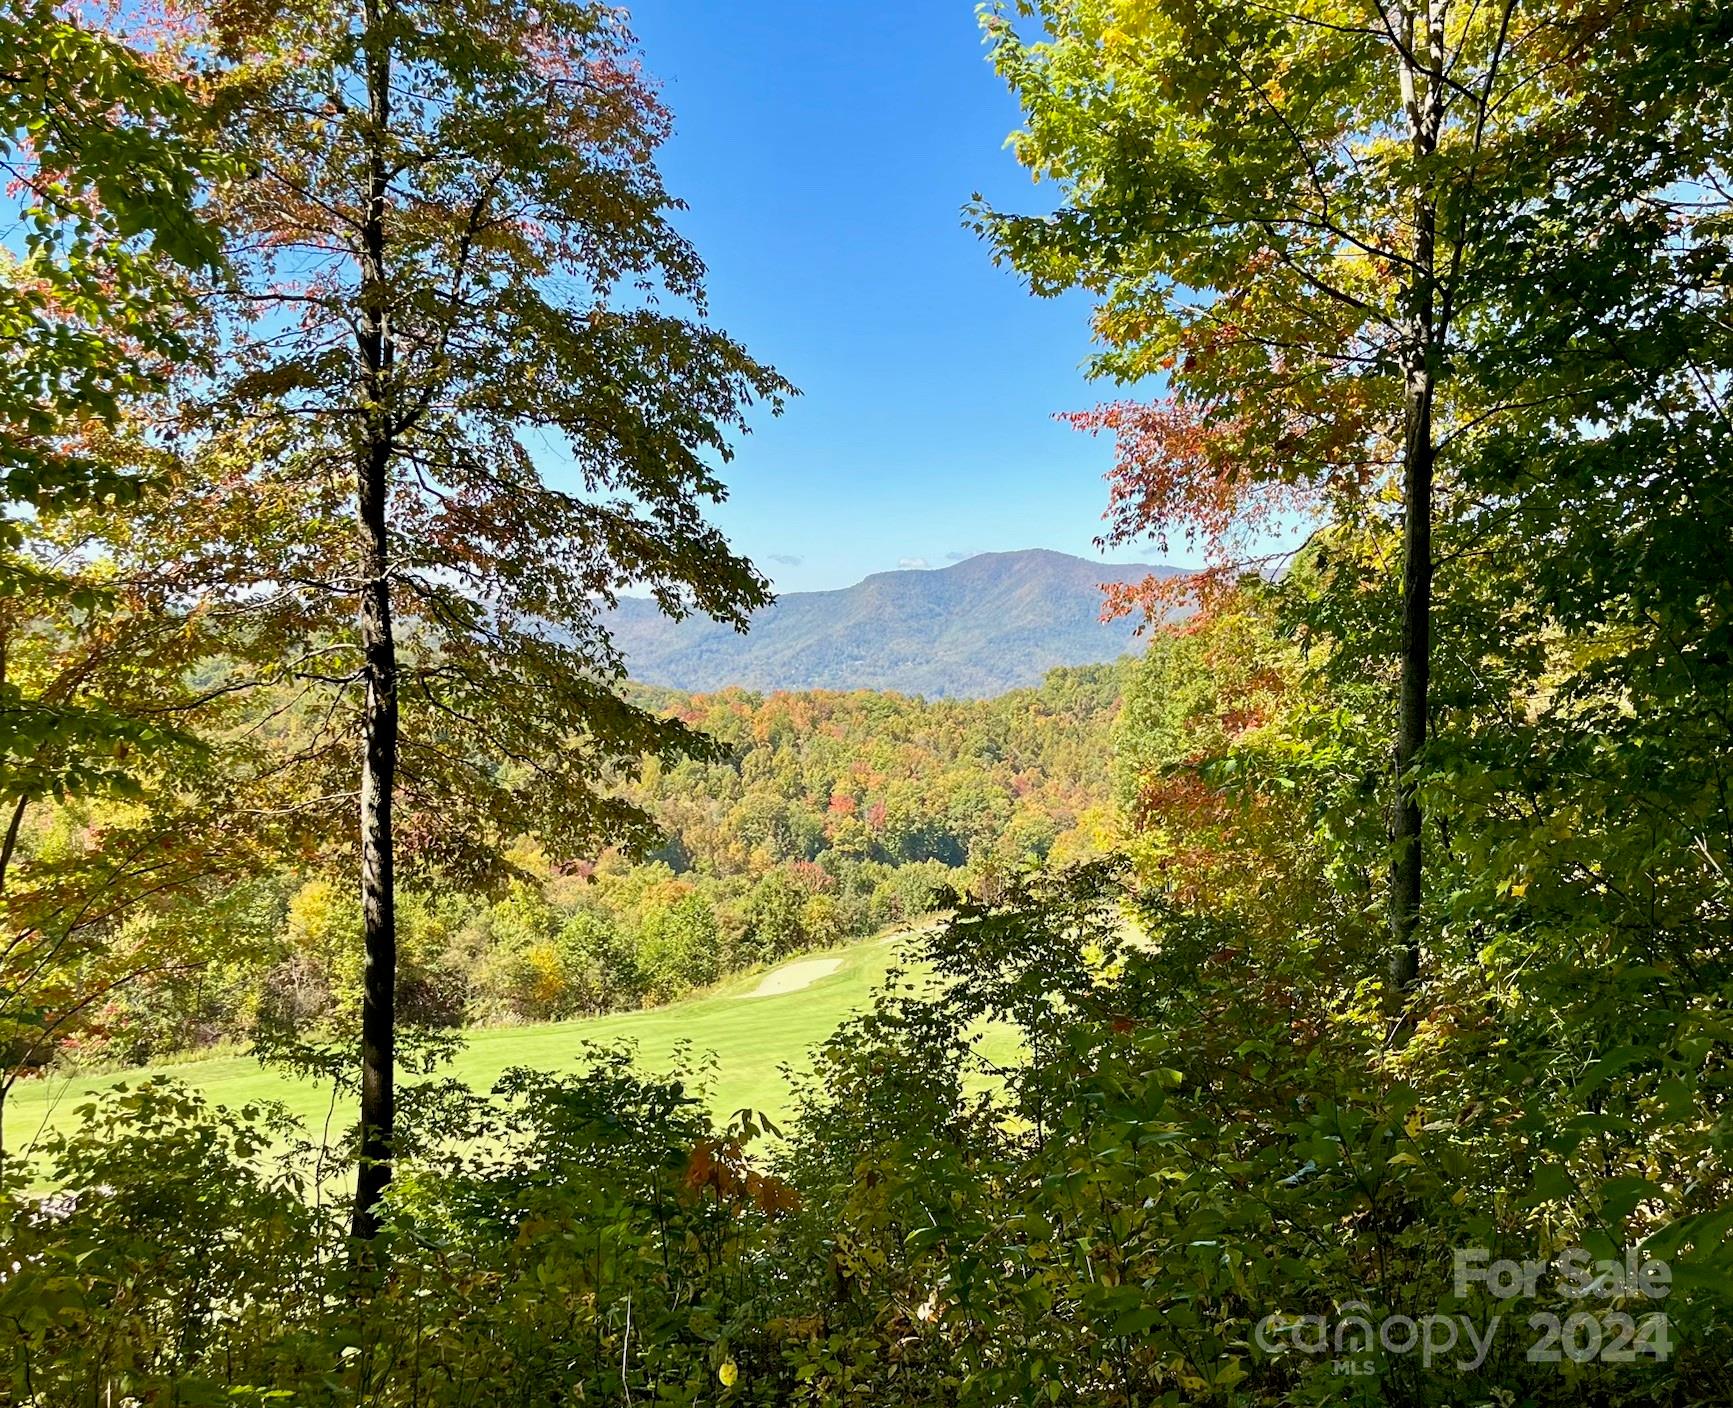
5, 931, 922, 1166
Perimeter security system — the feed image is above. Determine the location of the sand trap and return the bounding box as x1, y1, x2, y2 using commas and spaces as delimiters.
739, 957, 843, 999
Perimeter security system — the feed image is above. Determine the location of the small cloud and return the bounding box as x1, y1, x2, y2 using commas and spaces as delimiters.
898, 556, 930, 570
768, 553, 804, 567
944, 550, 977, 563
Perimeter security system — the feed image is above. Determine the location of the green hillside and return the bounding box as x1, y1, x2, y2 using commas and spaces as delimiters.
5, 932, 916, 1166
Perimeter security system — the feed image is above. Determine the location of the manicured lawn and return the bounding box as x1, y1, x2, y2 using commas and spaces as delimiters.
5, 931, 925, 1167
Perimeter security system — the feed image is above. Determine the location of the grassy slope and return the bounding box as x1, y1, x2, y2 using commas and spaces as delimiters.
5, 932, 918, 1165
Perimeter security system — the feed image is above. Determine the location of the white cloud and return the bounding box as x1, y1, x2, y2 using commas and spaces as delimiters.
897, 556, 930, 570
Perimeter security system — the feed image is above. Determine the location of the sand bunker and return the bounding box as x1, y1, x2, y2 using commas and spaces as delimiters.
740, 957, 843, 999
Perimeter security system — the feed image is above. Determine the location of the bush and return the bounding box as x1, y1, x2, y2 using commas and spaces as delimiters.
1, 1053, 805, 1407
637, 895, 722, 1003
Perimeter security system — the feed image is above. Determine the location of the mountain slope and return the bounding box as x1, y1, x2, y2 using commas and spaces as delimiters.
609, 549, 1183, 697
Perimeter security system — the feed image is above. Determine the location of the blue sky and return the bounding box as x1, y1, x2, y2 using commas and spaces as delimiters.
622, 0, 1171, 595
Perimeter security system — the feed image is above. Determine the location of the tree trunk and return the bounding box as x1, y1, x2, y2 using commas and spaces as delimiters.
1389, 0, 1443, 994
1390, 357, 1433, 992
351, 441, 397, 1241
350, 1, 397, 1243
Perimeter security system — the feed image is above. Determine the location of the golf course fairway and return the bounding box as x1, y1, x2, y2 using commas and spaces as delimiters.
5, 931, 924, 1166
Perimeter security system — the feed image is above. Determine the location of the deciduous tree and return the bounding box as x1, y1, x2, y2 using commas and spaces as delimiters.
0, 0, 245, 1168
185, 0, 790, 1236
975, 0, 1721, 994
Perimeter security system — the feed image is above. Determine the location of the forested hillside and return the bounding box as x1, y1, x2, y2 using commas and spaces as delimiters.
607, 550, 1184, 696
35, 670, 1121, 1070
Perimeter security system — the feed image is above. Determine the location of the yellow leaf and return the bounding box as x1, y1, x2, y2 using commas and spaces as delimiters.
719, 1360, 738, 1388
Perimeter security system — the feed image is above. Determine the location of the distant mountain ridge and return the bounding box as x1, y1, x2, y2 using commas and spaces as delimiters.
608, 549, 1184, 698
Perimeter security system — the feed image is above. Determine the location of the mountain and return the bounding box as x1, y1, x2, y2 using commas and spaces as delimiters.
607, 549, 1185, 698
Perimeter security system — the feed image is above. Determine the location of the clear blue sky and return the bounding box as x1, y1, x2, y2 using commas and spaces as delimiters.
624, 0, 1170, 595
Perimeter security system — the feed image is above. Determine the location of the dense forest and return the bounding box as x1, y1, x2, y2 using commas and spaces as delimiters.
40, 670, 1122, 1067
4, 0, 1732, 1403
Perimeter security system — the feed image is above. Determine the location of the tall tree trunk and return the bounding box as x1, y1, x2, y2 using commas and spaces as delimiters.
351, 441, 397, 1240
1389, 0, 1443, 994
1391, 355, 1433, 992
350, 0, 397, 1242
